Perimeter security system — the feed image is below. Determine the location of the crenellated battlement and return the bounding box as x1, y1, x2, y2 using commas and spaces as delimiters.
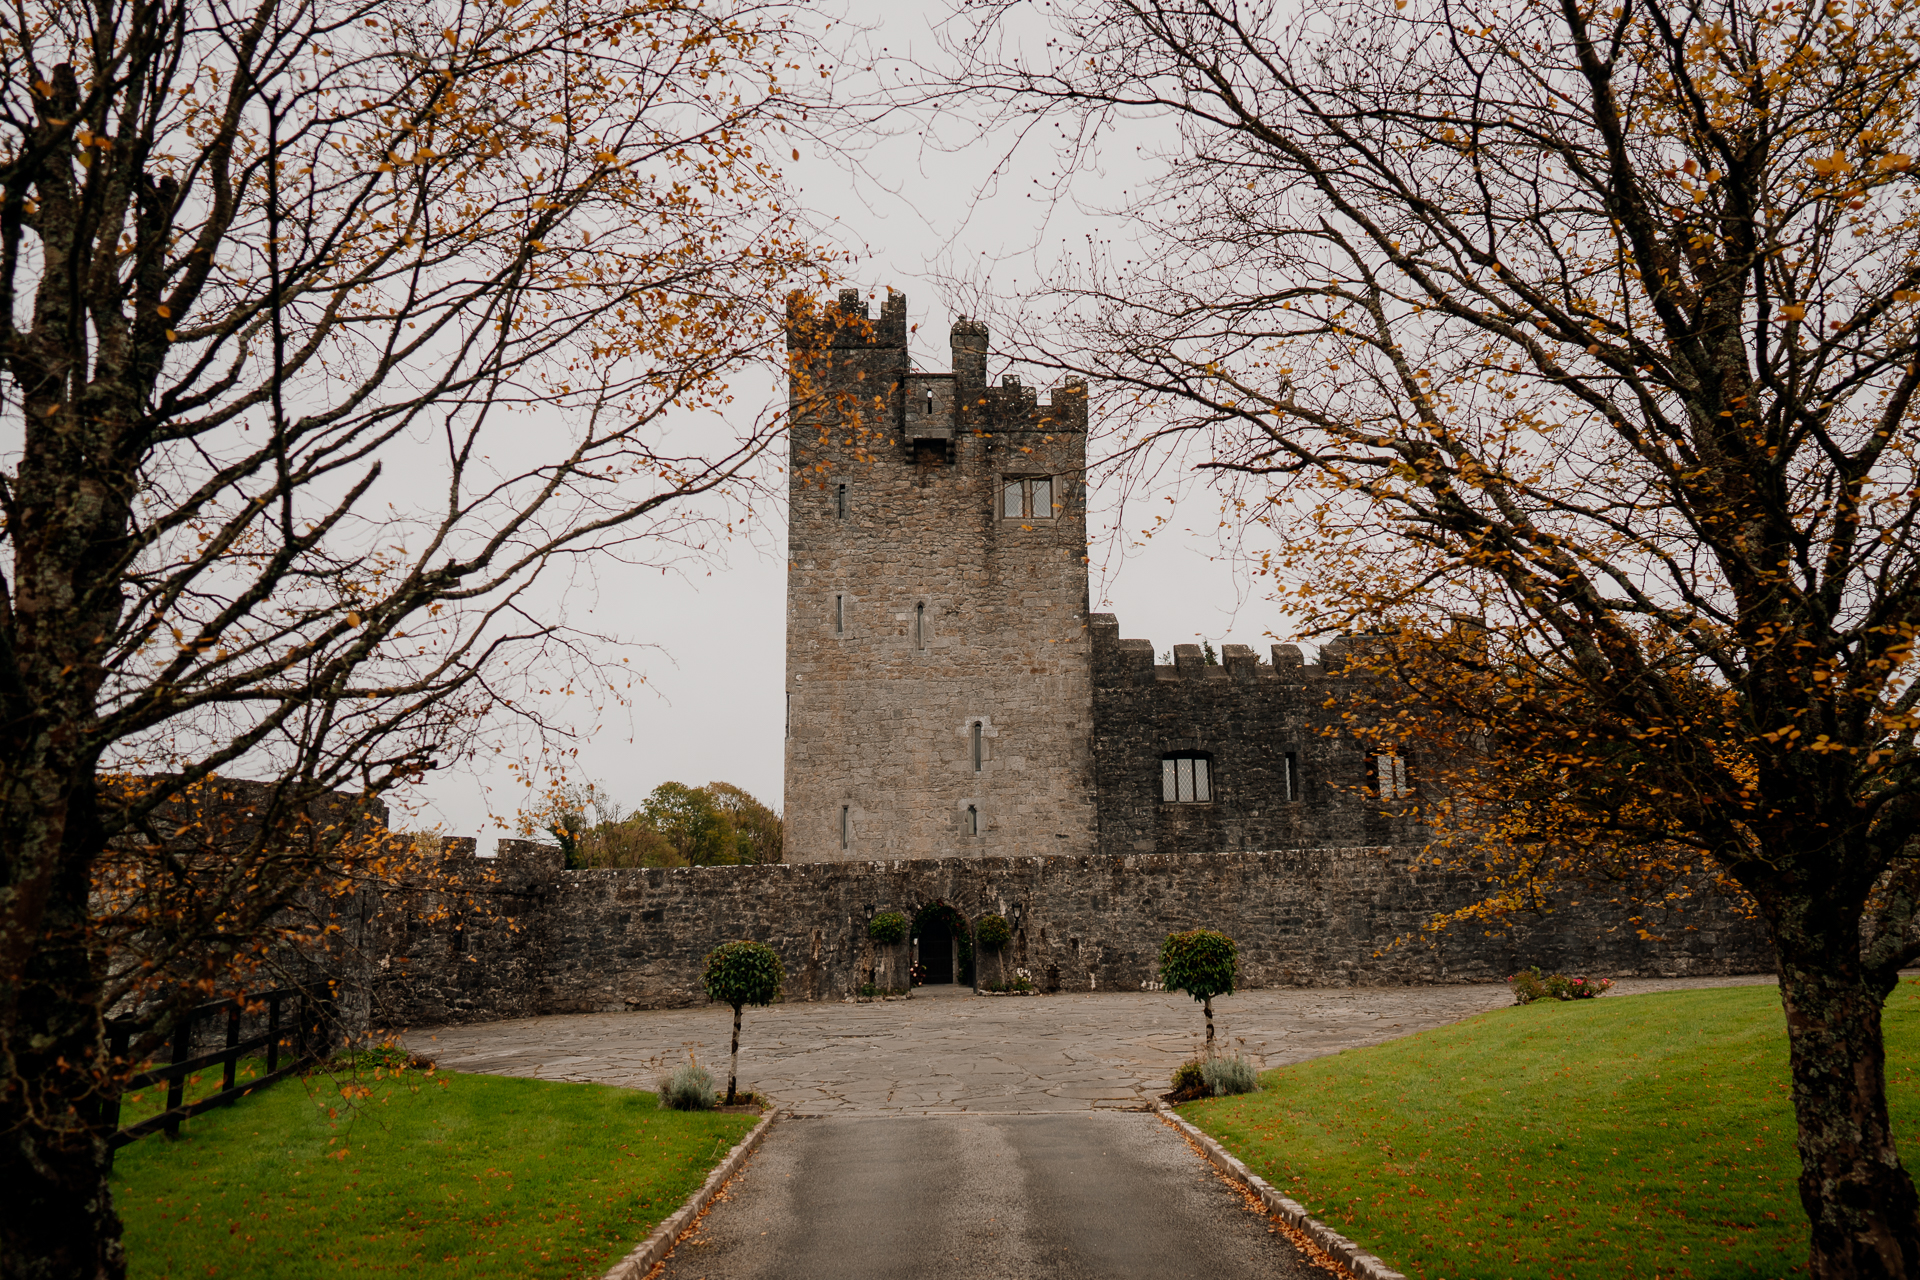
786, 287, 910, 351
786, 288, 1087, 440
973, 374, 1089, 434
1089, 614, 1328, 688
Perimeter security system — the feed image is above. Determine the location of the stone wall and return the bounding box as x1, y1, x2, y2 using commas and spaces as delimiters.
783, 290, 1099, 863
371, 844, 1773, 1027
113, 775, 395, 1048
1090, 619, 1428, 857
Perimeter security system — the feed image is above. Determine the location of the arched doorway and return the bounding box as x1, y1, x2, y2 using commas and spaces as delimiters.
912, 901, 973, 986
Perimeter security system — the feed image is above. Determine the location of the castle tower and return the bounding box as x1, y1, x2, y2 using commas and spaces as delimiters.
783, 290, 1097, 862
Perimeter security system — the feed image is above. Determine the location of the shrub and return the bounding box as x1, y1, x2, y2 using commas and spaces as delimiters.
1159, 928, 1238, 1045
1202, 1054, 1259, 1097
1509, 967, 1551, 1004
1171, 1059, 1206, 1098
703, 939, 784, 1104
868, 911, 908, 944
658, 1060, 716, 1111
976, 913, 1012, 950
1510, 967, 1615, 1004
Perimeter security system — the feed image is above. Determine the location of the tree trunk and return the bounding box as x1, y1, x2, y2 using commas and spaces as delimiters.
1, 789, 126, 1280
1204, 996, 1215, 1050
1, 1078, 121, 1280
727, 1004, 742, 1105
1770, 896, 1920, 1278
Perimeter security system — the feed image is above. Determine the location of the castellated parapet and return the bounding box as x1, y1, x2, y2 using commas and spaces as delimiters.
1088, 619, 1426, 857
784, 290, 1096, 862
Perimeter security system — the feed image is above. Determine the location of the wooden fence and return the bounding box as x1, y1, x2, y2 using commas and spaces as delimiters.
105, 985, 332, 1163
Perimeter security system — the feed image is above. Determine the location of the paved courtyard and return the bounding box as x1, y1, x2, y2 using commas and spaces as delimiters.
404, 974, 1778, 1114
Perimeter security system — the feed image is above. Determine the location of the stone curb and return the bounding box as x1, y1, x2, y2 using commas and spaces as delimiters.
601, 1105, 779, 1280
1157, 1103, 1406, 1280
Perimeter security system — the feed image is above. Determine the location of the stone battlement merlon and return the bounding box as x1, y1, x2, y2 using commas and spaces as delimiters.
1089, 613, 1319, 688
784, 288, 909, 351
972, 375, 1089, 434
787, 289, 1089, 435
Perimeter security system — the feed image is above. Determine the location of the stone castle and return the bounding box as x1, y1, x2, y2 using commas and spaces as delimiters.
783, 289, 1422, 864
293, 289, 1770, 1028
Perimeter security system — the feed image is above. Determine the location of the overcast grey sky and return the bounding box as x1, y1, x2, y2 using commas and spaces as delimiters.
403, 0, 1304, 841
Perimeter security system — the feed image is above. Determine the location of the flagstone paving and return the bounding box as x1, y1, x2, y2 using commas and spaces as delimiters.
401, 973, 1776, 1114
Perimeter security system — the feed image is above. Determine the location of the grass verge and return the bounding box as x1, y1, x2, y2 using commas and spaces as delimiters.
1183, 979, 1920, 1280
112, 1057, 758, 1279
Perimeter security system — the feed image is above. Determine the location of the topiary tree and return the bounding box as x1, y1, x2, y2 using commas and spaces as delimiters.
975, 914, 1011, 949
702, 940, 785, 1104
868, 911, 908, 944
1159, 929, 1237, 1047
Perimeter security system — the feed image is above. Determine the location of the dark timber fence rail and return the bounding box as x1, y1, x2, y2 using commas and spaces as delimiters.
105, 985, 332, 1163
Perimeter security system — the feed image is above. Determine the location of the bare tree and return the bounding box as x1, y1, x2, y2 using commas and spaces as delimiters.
943, 0, 1920, 1273
0, 0, 829, 1270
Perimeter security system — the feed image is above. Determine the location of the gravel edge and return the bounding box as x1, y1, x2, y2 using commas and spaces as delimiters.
600, 1106, 779, 1280
1157, 1102, 1407, 1280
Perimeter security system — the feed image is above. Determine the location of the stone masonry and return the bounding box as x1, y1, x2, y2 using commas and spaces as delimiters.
785, 290, 1451, 864
784, 290, 1097, 862
1090, 622, 1427, 857
371, 840, 1771, 1026
349, 289, 1777, 1025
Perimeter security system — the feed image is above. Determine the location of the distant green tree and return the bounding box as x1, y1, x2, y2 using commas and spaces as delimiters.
702, 940, 785, 1104
1159, 929, 1237, 1047
705, 781, 784, 864
579, 816, 677, 868
548, 808, 588, 870
643, 782, 734, 865
518, 782, 596, 869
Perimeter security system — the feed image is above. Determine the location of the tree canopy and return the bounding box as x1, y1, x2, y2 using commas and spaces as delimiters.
945, 0, 1920, 1269
524, 778, 782, 868
0, 0, 827, 1268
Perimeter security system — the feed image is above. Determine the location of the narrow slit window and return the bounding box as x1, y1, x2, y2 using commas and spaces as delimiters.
915, 602, 926, 649
1161, 753, 1212, 803
1283, 751, 1299, 802
925, 389, 935, 415
966, 804, 978, 836
971, 721, 983, 773
835, 482, 848, 519
835, 594, 844, 635
840, 805, 850, 850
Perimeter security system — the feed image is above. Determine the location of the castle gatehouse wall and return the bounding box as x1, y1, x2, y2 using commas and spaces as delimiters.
1089, 620, 1430, 857
370, 843, 1772, 1027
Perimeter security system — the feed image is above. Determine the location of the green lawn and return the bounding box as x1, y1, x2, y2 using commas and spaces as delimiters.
1184, 979, 1920, 1280
112, 1059, 758, 1279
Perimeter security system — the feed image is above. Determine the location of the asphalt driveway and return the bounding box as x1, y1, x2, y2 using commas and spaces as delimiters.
654, 1112, 1323, 1280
